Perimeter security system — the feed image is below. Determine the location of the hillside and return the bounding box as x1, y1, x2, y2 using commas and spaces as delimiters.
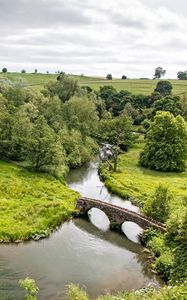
1, 72, 187, 95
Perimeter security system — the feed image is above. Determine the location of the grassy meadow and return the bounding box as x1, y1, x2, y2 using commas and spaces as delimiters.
1, 72, 187, 95
100, 142, 187, 209
0, 160, 79, 242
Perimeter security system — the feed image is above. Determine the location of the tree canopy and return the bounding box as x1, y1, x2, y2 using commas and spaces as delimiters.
154, 67, 166, 79
140, 111, 187, 172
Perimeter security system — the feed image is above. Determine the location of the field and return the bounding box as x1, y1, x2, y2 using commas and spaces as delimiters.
100, 142, 187, 209
0, 160, 79, 242
1, 72, 187, 95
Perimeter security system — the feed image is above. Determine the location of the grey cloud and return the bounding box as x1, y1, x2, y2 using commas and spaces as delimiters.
0, 0, 91, 30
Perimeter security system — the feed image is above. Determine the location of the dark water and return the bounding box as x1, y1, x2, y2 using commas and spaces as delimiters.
0, 159, 163, 299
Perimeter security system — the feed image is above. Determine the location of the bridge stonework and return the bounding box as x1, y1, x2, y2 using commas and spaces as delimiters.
76, 197, 166, 232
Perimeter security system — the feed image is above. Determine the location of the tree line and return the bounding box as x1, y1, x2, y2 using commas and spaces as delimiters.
0, 72, 187, 175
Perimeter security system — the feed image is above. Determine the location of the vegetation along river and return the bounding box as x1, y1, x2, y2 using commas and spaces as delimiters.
0, 158, 163, 299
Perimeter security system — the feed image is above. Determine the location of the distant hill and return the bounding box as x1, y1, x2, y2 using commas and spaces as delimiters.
0, 72, 187, 96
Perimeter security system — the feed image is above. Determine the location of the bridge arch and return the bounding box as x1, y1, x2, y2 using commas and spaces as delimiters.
87, 207, 110, 231
122, 221, 143, 243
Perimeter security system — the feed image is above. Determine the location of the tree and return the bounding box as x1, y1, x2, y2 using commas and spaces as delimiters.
106, 74, 112, 80
154, 67, 166, 79
153, 95, 182, 116
122, 75, 127, 80
2, 68, 7, 73
44, 75, 80, 102
139, 111, 187, 172
34, 69, 38, 73
27, 116, 65, 173
143, 185, 170, 222
154, 80, 173, 97
177, 71, 187, 80
21, 69, 26, 73
100, 115, 135, 171
61, 96, 99, 136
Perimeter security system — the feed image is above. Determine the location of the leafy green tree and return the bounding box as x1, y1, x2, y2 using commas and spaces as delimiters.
122, 75, 127, 79
61, 96, 99, 136
106, 74, 112, 80
143, 185, 170, 222
2, 67, 7, 73
154, 80, 173, 97
177, 71, 187, 80
154, 67, 166, 79
140, 111, 187, 172
153, 95, 182, 116
100, 115, 135, 171
21, 69, 26, 73
27, 116, 65, 174
59, 127, 98, 168
44, 75, 79, 102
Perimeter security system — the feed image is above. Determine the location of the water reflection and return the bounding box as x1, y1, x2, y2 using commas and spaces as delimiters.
0, 220, 163, 300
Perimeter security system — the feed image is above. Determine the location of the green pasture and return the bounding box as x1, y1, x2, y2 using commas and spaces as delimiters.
1, 72, 187, 95
0, 160, 79, 242
101, 143, 187, 209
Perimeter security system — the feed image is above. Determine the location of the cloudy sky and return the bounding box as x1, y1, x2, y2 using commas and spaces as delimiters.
0, 0, 187, 78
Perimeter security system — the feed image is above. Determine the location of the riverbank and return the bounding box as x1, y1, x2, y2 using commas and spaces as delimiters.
0, 160, 79, 242
68, 283, 187, 300
99, 143, 187, 208
99, 143, 187, 284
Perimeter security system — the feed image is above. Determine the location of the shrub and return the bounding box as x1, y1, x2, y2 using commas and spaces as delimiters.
155, 252, 174, 280
143, 185, 170, 223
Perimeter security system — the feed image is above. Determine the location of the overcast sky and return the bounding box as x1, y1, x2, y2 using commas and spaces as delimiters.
0, 0, 187, 78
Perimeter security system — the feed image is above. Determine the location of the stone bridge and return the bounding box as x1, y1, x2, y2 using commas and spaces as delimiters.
76, 197, 166, 232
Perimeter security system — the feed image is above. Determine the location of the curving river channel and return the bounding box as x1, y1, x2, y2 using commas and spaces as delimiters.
0, 158, 163, 300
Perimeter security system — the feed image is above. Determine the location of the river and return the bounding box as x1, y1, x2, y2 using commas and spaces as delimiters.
0, 159, 163, 299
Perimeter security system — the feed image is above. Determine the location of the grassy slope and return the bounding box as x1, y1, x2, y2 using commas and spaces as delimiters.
1, 72, 187, 95
100, 142, 187, 209
0, 160, 79, 242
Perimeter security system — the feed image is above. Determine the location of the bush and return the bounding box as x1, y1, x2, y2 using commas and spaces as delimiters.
155, 252, 174, 280
143, 185, 170, 223
140, 227, 159, 245
67, 284, 89, 300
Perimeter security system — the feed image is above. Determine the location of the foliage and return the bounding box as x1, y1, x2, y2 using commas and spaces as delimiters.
143, 185, 170, 222
0, 79, 98, 174
153, 95, 182, 116
154, 80, 172, 96
100, 143, 187, 206
140, 111, 187, 172
2, 67, 7, 73
99, 115, 135, 171
0, 160, 78, 242
106, 74, 112, 80
122, 75, 127, 79
67, 284, 187, 300
61, 95, 99, 136
43, 74, 80, 102
67, 284, 89, 300
177, 71, 187, 80
154, 67, 166, 79
19, 278, 39, 300
27, 116, 65, 175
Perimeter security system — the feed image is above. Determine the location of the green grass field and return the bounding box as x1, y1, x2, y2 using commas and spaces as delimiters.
100, 143, 187, 209
1, 72, 187, 95
0, 160, 79, 242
